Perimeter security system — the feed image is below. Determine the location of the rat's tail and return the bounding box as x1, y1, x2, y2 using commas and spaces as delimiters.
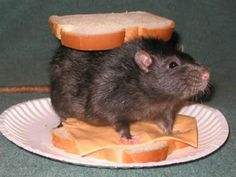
0, 85, 50, 93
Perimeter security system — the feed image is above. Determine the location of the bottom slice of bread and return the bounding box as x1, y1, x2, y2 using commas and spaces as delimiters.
52, 127, 174, 163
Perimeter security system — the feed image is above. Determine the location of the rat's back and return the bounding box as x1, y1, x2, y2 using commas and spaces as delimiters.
50, 44, 139, 120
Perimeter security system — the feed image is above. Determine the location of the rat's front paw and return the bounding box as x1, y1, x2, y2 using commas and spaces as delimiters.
120, 135, 140, 144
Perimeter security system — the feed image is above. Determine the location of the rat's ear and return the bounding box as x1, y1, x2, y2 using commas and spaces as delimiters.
134, 50, 152, 72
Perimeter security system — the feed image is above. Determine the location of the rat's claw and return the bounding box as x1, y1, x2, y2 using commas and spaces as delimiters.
120, 135, 140, 144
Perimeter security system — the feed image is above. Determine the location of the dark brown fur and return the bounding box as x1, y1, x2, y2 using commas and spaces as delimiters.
50, 37, 210, 139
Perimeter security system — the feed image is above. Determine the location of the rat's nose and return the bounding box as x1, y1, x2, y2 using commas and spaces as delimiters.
202, 71, 210, 81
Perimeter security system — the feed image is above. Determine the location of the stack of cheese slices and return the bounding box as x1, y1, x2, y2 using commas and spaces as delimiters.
52, 115, 197, 163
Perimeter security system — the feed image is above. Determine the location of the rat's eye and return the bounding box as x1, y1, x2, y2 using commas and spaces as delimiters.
169, 62, 178, 69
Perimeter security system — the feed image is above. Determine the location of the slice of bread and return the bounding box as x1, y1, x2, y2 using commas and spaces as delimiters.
48, 11, 175, 50
52, 127, 169, 163
92, 141, 170, 163
51, 115, 197, 163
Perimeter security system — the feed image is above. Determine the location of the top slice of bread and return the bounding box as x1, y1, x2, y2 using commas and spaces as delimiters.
48, 11, 175, 50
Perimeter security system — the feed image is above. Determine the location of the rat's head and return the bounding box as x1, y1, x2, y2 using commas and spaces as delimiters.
134, 39, 210, 99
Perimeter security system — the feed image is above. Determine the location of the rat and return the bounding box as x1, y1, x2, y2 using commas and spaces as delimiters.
49, 37, 210, 143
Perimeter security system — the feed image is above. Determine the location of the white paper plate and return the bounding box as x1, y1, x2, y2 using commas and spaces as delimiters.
0, 98, 229, 168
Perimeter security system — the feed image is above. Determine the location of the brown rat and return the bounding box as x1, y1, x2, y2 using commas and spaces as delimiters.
50, 37, 210, 141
